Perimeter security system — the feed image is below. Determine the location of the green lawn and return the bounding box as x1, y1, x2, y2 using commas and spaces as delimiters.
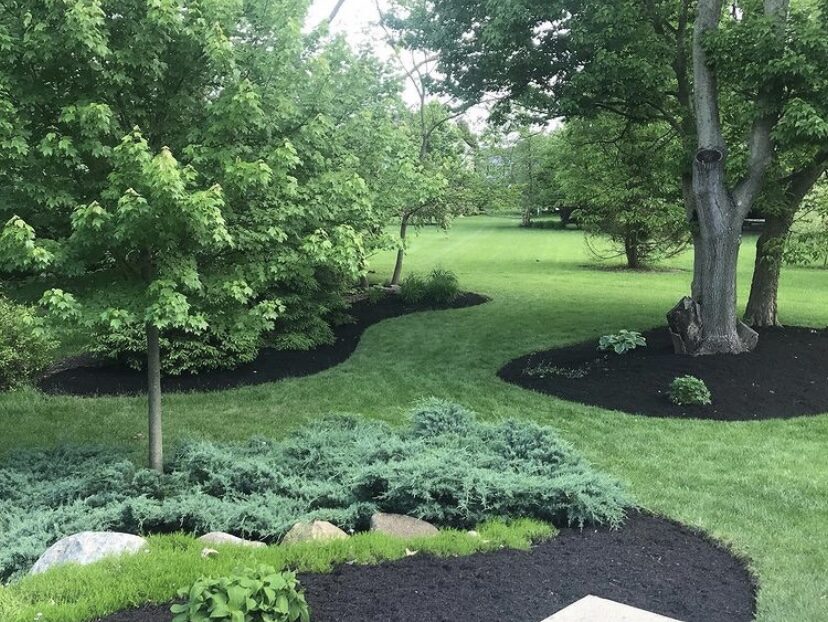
2, 214, 827, 621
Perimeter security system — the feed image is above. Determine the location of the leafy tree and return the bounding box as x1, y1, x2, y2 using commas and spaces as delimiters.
42, 131, 244, 472
552, 118, 689, 269
377, 1, 478, 285
400, 0, 827, 353
0, 0, 397, 467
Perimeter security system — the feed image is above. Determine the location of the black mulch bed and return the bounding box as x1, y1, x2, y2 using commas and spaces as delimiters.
39, 292, 489, 397
499, 325, 828, 421
94, 513, 756, 622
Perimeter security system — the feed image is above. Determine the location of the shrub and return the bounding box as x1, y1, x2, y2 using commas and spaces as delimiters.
598, 330, 646, 354
0, 295, 56, 390
668, 375, 712, 406
399, 269, 460, 306
0, 400, 631, 581
171, 567, 310, 622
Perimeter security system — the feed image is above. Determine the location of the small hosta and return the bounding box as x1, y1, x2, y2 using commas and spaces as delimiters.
669, 375, 712, 406
598, 330, 646, 354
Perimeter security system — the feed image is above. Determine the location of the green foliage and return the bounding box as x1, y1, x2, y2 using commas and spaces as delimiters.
598, 330, 646, 355
0, 0, 406, 373
668, 376, 712, 406
0, 400, 630, 581
0, 295, 56, 389
399, 269, 460, 306
366, 287, 387, 305
783, 179, 828, 268
171, 567, 309, 622
549, 118, 689, 268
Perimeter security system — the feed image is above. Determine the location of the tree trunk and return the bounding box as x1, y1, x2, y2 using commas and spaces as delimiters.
678, 0, 786, 355
390, 216, 409, 285
624, 234, 642, 269
521, 207, 532, 227
690, 153, 757, 354
743, 210, 794, 327
146, 323, 163, 472
743, 159, 827, 326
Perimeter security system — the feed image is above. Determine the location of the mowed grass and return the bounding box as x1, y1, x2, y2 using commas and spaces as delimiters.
1, 214, 828, 621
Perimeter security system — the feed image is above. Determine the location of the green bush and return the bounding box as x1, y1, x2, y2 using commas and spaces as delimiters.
0, 295, 56, 390
0, 400, 631, 581
668, 375, 712, 406
598, 330, 646, 354
171, 567, 309, 622
399, 269, 460, 306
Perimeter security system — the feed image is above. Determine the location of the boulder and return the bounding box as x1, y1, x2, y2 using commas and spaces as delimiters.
31, 532, 147, 575
369, 513, 439, 538
197, 532, 266, 548
281, 521, 349, 545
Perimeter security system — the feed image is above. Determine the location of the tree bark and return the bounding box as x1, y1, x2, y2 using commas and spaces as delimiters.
146, 323, 163, 472
390, 215, 410, 285
744, 210, 792, 327
744, 158, 827, 326
691, 153, 753, 353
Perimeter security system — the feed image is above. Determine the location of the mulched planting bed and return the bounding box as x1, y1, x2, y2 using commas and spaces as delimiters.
499, 325, 828, 420
94, 513, 755, 622
39, 292, 489, 397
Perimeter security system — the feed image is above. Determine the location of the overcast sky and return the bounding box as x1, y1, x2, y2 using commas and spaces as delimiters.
305, 0, 493, 127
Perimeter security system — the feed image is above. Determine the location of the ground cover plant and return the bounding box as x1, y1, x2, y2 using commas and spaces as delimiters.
0, 399, 629, 583
0, 519, 553, 622
1, 217, 826, 621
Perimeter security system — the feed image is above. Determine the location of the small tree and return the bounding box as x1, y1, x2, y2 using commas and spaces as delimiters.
552, 118, 689, 268
31, 131, 264, 471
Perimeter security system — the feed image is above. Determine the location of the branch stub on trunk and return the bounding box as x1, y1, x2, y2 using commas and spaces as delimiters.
695, 148, 724, 164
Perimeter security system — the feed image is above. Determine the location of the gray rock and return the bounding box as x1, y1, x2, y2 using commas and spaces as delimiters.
31, 532, 147, 575
281, 521, 349, 544
197, 532, 266, 548
370, 513, 439, 538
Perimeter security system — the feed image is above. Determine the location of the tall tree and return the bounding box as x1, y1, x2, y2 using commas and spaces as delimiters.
398, 0, 824, 353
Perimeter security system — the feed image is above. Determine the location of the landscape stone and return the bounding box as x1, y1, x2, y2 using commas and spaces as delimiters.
542, 596, 683, 622
281, 520, 349, 544
369, 513, 439, 538
197, 532, 266, 548
30, 532, 147, 575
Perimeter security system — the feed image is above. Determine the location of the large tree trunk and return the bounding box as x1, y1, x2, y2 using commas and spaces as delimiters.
690, 153, 755, 353
146, 323, 163, 472
390, 215, 409, 285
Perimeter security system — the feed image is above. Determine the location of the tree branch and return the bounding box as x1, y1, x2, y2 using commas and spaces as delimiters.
732, 0, 790, 214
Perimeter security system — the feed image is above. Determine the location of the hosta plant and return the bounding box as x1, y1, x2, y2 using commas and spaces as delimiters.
668, 375, 712, 406
171, 566, 310, 622
598, 330, 646, 354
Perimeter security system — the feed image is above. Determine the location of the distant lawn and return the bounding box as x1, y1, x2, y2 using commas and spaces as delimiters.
1, 214, 827, 621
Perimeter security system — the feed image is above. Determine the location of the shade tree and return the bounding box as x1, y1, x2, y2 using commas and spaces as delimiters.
400, 0, 827, 354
